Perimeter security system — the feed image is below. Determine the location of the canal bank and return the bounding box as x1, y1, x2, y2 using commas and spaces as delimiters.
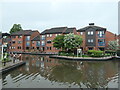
9, 52, 57, 55
49, 55, 115, 61
0, 61, 26, 74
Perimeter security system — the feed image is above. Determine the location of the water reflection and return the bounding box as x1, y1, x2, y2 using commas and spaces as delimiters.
2, 55, 119, 88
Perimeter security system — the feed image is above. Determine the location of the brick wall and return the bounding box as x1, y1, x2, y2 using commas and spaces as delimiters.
105, 31, 117, 49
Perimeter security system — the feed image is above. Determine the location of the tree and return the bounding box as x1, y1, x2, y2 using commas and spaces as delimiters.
108, 40, 119, 51
9, 24, 23, 34
53, 35, 65, 50
64, 33, 83, 52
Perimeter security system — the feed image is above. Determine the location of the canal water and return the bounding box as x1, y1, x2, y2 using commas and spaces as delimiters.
2, 55, 119, 88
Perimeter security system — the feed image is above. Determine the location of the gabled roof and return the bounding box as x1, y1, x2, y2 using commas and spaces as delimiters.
11, 30, 33, 35
41, 27, 67, 34
63, 28, 76, 34
77, 24, 106, 32
31, 35, 40, 41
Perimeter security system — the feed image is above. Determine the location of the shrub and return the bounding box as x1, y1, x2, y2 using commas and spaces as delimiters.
117, 50, 120, 56
105, 50, 116, 56
87, 50, 104, 57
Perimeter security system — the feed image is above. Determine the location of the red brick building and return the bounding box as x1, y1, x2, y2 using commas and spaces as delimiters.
77, 23, 117, 52
31, 35, 41, 52
0, 33, 10, 52
8, 24, 118, 53
40, 27, 77, 53
9, 30, 40, 52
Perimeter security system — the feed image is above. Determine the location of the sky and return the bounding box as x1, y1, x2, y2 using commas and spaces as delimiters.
0, 0, 119, 34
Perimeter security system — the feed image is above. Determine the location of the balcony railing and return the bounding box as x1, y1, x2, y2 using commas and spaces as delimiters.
98, 34, 105, 38
98, 42, 105, 46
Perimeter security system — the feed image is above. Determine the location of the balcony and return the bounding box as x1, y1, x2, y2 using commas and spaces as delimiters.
98, 42, 105, 46
98, 34, 105, 38
41, 38, 45, 40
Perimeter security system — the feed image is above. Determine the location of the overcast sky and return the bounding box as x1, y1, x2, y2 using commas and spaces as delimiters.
0, 0, 119, 34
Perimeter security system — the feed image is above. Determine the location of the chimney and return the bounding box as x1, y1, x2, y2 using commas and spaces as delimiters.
89, 23, 94, 25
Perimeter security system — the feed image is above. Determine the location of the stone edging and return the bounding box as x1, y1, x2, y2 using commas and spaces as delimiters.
49, 55, 115, 61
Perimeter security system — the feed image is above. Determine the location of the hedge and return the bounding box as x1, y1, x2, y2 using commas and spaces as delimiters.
87, 50, 104, 57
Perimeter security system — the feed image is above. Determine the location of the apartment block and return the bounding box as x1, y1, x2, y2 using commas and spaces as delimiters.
77, 23, 117, 52
40, 27, 77, 53
9, 30, 40, 52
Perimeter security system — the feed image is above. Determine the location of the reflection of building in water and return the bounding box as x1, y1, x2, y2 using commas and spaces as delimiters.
3, 55, 118, 88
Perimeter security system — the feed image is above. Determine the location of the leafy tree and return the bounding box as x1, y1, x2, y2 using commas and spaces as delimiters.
108, 40, 119, 51
53, 35, 65, 50
64, 33, 83, 52
9, 24, 23, 34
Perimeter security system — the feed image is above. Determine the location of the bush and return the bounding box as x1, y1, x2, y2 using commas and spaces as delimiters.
87, 50, 104, 57
105, 50, 116, 56
117, 50, 120, 56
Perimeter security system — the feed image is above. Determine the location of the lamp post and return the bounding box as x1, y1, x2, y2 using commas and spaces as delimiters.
1, 45, 4, 60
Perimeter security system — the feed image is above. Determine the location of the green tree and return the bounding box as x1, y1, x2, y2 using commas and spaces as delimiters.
9, 24, 23, 34
64, 33, 83, 52
53, 35, 65, 50
108, 40, 119, 51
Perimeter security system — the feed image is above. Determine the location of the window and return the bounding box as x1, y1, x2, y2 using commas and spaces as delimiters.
88, 39, 93, 43
88, 31, 93, 35
88, 31, 90, 35
18, 41, 22, 44
41, 41, 45, 46
36, 41, 40, 46
91, 39, 93, 42
47, 40, 52, 43
41, 35, 45, 40
18, 36, 22, 38
88, 47, 93, 50
12, 41, 15, 44
91, 31, 93, 35
47, 47, 49, 50
50, 34, 52, 37
50, 47, 52, 50
47, 34, 49, 37
12, 36, 16, 38
98, 31, 104, 37
18, 46, 21, 49
80, 32, 83, 35
32, 47, 34, 49
32, 41, 34, 44
26, 47, 29, 50
37, 47, 39, 50
26, 36, 30, 41
88, 39, 90, 43
26, 42, 30, 46
12, 47, 15, 49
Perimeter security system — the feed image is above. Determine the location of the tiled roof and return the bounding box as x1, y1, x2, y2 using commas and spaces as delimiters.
11, 30, 33, 35
77, 25, 106, 32
0, 33, 10, 39
63, 28, 76, 34
31, 35, 40, 41
41, 27, 67, 34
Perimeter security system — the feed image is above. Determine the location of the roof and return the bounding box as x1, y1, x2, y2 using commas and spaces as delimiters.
11, 30, 33, 35
41, 27, 67, 34
63, 28, 76, 34
0, 33, 10, 39
31, 35, 40, 41
77, 25, 106, 32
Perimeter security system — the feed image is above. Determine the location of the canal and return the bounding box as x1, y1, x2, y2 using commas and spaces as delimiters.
2, 54, 119, 88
